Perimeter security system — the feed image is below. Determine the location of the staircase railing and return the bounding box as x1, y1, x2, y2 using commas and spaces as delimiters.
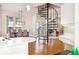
37, 3, 59, 41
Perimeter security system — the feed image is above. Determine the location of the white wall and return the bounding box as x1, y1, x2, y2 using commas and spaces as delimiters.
59, 3, 75, 45
22, 8, 37, 36
75, 4, 79, 48
0, 11, 2, 36
61, 4, 74, 26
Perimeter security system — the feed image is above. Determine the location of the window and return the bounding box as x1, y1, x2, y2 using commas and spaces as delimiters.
15, 17, 22, 32
7, 16, 22, 33
7, 16, 13, 32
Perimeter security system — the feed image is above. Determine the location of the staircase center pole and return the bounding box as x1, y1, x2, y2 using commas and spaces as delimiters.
47, 3, 49, 44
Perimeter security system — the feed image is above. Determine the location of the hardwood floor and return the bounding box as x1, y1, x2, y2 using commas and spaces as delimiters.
28, 39, 68, 55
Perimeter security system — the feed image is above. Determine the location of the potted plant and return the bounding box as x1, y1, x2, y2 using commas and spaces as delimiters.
48, 29, 53, 35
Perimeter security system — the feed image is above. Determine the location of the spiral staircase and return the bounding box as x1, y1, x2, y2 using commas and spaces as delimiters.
37, 3, 59, 43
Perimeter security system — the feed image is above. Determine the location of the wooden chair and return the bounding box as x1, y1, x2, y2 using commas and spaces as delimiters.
17, 29, 22, 37
22, 30, 29, 37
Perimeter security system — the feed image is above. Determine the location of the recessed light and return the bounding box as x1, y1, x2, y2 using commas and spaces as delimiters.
26, 5, 30, 11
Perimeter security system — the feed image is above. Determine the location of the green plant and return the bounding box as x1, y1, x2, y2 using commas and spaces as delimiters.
71, 47, 79, 55
48, 29, 53, 34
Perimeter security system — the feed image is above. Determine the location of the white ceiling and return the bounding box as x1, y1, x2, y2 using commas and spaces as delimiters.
0, 3, 63, 12
0, 3, 43, 12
